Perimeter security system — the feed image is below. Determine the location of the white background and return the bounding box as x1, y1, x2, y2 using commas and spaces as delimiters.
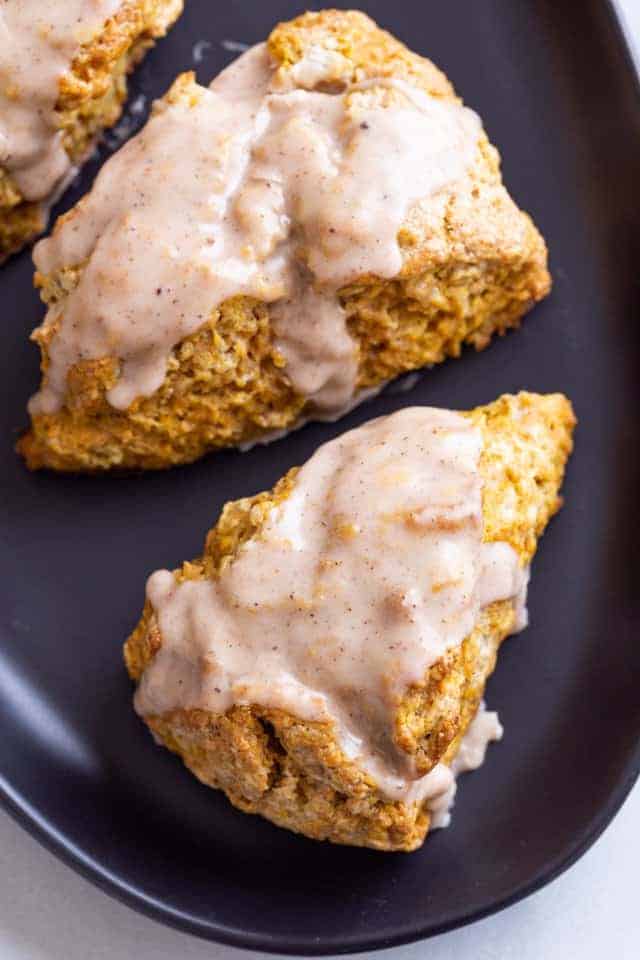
1, 2, 639, 957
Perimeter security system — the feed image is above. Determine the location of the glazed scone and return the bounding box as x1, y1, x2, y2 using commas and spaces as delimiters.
20, 10, 550, 473
125, 392, 575, 851
0, 0, 183, 262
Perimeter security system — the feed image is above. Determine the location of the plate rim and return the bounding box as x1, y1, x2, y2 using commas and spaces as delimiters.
1, 755, 639, 955
1, 0, 639, 954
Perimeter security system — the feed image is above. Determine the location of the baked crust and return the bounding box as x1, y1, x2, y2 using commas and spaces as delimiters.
0, 0, 183, 262
20, 10, 551, 472
124, 392, 575, 851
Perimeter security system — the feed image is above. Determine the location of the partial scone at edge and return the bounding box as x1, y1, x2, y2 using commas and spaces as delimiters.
0, 0, 183, 262
124, 392, 576, 851
20, 10, 551, 473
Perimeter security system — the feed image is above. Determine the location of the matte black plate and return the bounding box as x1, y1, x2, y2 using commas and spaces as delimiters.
1, 0, 640, 954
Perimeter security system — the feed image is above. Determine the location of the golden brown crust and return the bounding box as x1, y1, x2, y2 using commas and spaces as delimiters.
268, 9, 454, 99
124, 392, 575, 850
20, 11, 550, 472
0, 0, 183, 262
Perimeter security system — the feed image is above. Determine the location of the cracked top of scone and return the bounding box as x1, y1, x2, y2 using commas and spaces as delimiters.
126, 392, 575, 808
0, 0, 183, 260
22, 10, 550, 472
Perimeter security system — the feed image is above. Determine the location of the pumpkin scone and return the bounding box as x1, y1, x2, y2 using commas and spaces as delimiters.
125, 392, 575, 851
20, 10, 550, 473
0, 0, 183, 262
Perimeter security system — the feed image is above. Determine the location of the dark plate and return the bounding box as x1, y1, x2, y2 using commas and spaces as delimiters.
1, 0, 640, 954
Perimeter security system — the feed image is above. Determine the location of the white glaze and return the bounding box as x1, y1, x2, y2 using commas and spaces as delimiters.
427, 701, 504, 829
30, 42, 481, 415
0, 1, 121, 202
135, 407, 526, 802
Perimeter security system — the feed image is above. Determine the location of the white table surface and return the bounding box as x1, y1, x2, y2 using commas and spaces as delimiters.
2, 2, 639, 958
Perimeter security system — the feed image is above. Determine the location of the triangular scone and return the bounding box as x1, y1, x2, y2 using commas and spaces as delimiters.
0, 1, 183, 263
20, 10, 550, 472
125, 392, 575, 851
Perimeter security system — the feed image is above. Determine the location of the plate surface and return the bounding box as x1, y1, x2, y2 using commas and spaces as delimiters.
1, 0, 640, 954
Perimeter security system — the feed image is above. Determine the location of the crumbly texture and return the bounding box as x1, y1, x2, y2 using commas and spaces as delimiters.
20, 10, 551, 473
0, 0, 183, 262
124, 392, 576, 851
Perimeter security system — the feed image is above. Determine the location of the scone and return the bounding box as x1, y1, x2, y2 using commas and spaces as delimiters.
0, 0, 183, 261
125, 392, 576, 851
20, 10, 550, 472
